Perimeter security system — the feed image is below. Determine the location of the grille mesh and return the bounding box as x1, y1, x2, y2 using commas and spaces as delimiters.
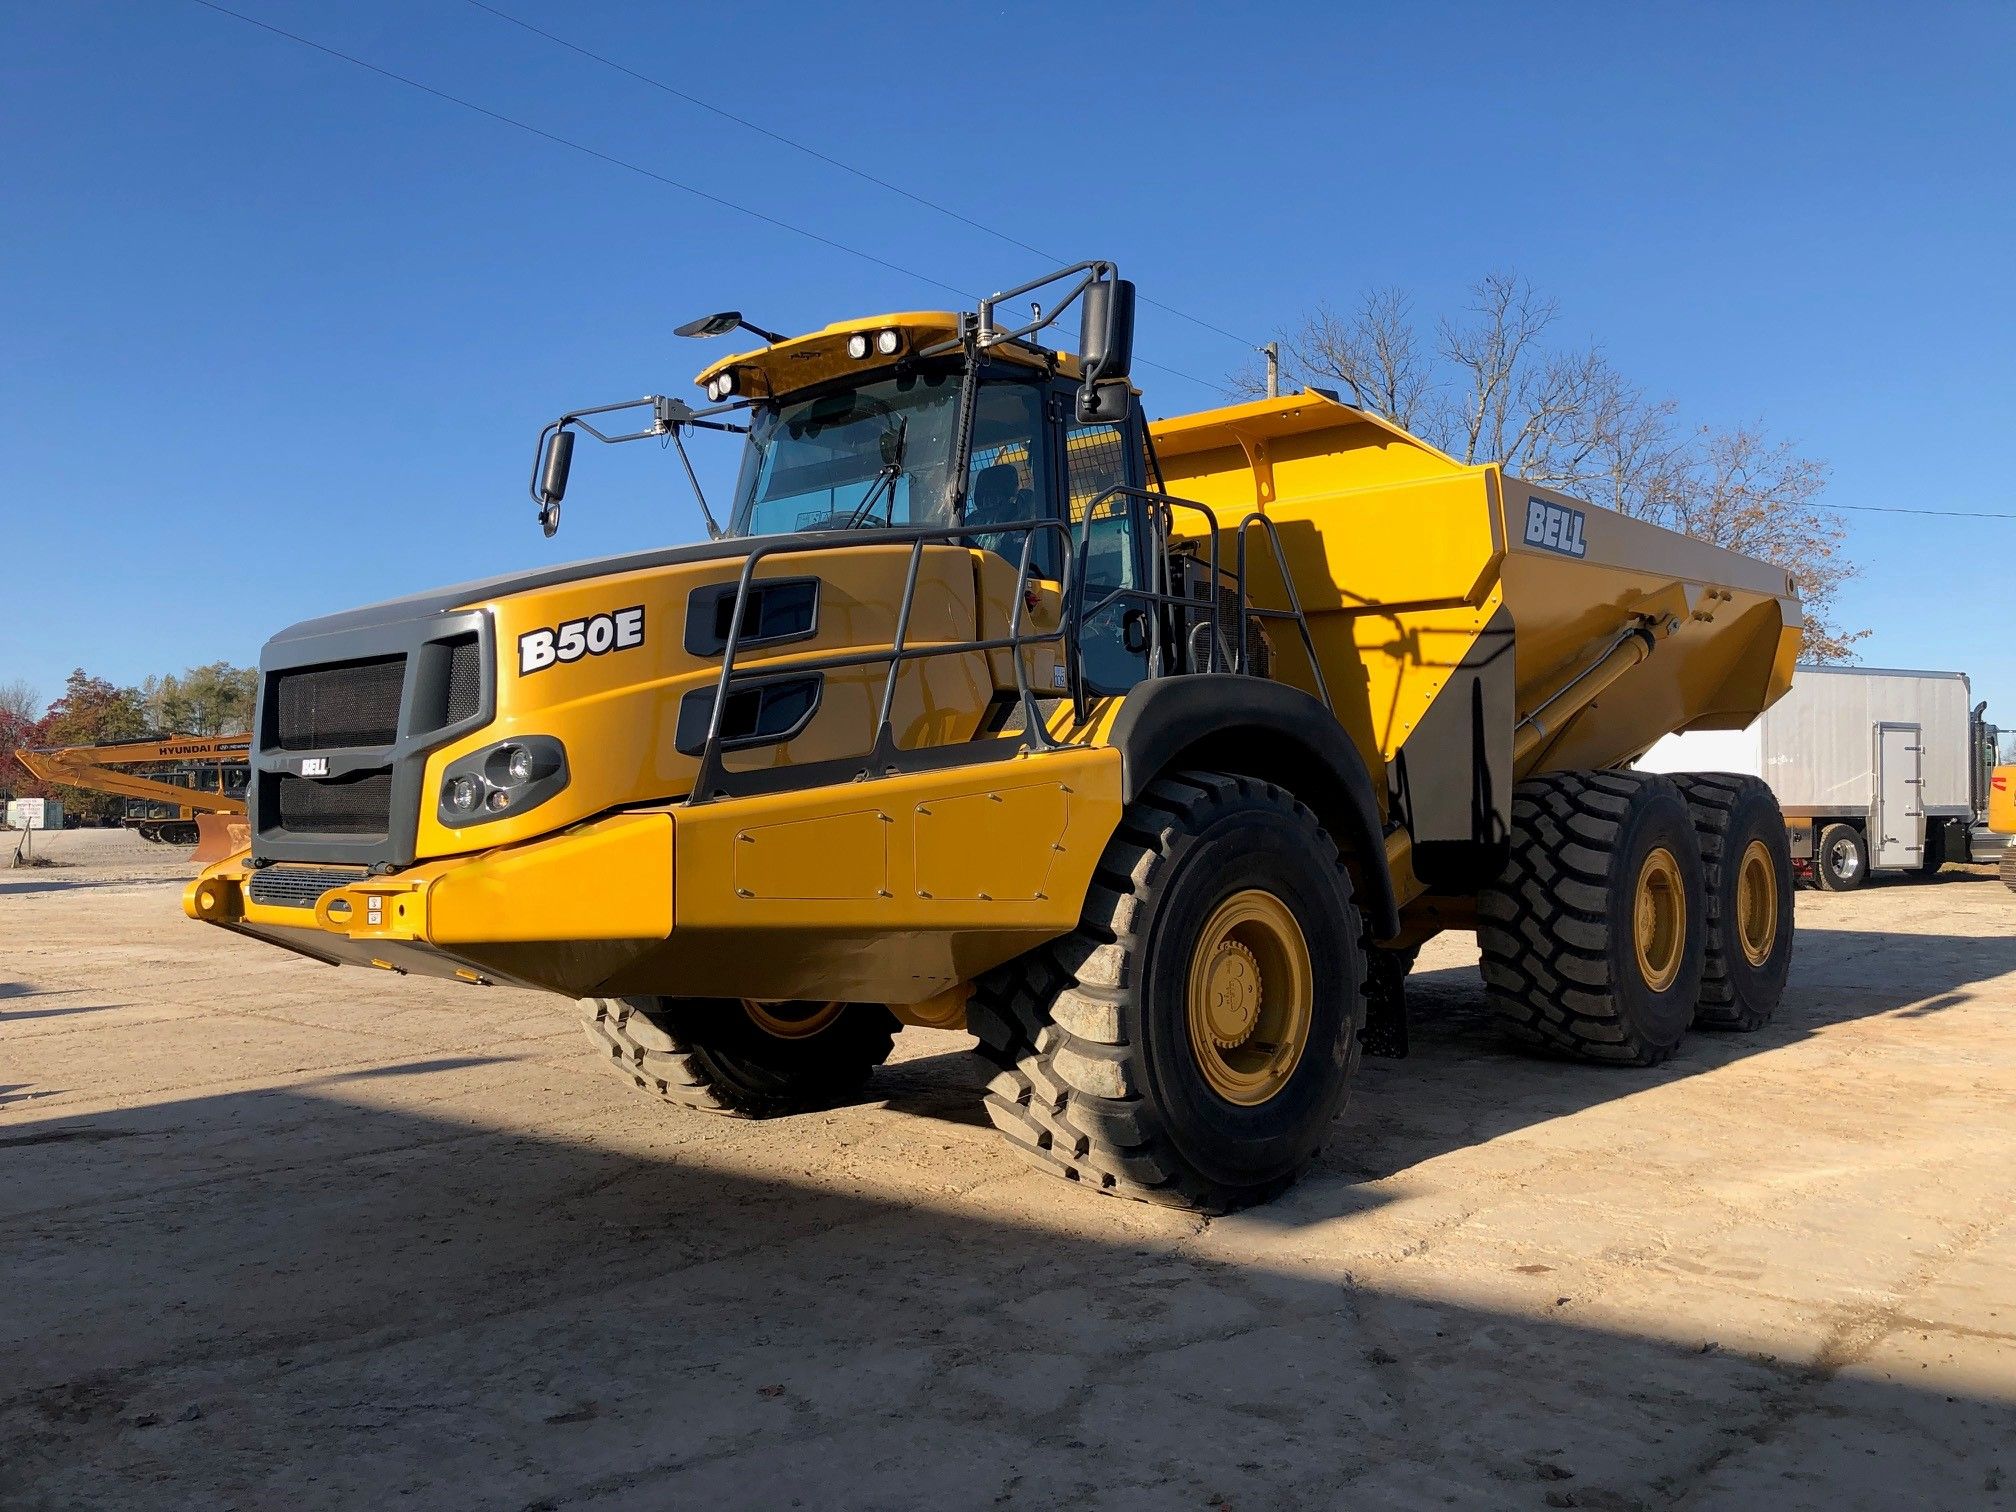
443, 636, 482, 726
274, 771, 393, 835
273, 656, 404, 751
248, 865, 368, 909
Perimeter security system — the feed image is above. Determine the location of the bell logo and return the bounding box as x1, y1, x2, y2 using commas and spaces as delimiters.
1524, 496, 1588, 558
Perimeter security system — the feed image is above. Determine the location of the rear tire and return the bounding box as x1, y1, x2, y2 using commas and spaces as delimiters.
582, 996, 898, 1117
969, 771, 1365, 1212
1479, 770, 1706, 1066
1669, 773, 1795, 1032
1813, 822, 1869, 891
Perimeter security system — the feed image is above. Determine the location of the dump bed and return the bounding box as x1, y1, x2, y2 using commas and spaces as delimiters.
1148, 391, 1802, 789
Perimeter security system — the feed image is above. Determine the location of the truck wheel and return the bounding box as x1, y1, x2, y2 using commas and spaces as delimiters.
1479, 770, 1706, 1066
1669, 774, 1795, 1032
581, 996, 898, 1117
968, 771, 1365, 1212
1813, 822, 1868, 891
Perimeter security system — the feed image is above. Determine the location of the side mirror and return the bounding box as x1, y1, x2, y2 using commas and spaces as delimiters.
676, 311, 745, 338
539, 429, 574, 506
1077, 276, 1137, 424
536, 429, 573, 537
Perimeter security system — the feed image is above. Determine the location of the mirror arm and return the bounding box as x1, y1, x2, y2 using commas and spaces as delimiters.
974, 259, 1116, 346
527, 393, 751, 536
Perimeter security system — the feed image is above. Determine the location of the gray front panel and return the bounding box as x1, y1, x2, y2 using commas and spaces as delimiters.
1873, 722, 1924, 870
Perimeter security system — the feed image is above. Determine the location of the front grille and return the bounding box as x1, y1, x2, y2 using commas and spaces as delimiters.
273, 656, 405, 750
274, 770, 393, 835
249, 864, 368, 909
443, 635, 482, 726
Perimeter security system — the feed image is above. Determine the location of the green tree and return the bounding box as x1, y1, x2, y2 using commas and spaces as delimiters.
30, 670, 149, 822
142, 662, 257, 735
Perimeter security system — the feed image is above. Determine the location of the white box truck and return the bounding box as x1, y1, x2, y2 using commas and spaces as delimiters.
1639, 665, 1996, 890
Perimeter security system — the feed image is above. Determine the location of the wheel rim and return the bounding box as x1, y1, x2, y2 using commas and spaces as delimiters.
1735, 838, 1779, 966
1828, 836, 1859, 881
1185, 888, 1313, 1107
1632, 847, 1685, 993
742, 999, 845, 1039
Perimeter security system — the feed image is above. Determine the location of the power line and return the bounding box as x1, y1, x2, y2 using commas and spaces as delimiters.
463, 0, 1264, 354
183, 0, 1225, 396
1830, 503, 2016, 520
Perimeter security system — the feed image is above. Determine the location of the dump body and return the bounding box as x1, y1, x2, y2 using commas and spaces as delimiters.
1150, 394, 1799, 913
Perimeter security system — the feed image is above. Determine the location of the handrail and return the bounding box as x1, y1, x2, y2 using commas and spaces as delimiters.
687, 517, 1074, 804
1071, 486, 1332, 711
1236, 512, 1334, 714
687, 484, 1334, 803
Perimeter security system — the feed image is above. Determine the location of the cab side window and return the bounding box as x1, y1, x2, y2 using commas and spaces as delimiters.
963, 380, 1055, 575
1063, 419, 1132, 523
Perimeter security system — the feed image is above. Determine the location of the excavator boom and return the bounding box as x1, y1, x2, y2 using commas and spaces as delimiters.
13, 735, 251, 861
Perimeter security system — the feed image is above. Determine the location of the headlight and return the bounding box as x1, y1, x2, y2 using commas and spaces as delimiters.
846, 332, 870, 359
438, 735, 569, 828
875, 328, 901, 356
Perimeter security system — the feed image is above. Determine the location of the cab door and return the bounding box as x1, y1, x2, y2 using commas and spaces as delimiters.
1055, 393, 1153, 695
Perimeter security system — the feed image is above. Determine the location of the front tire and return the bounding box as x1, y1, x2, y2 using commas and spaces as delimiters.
969, 771, 1365, 1212
1479, 770, 1707, 1066
1813, 822, 1869, 892
582, 996, 897, 1117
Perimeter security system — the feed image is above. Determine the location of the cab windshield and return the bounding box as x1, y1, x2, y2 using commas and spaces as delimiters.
726, 371, 963, 538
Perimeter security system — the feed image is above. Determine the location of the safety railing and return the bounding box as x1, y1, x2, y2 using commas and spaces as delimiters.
687, 516, 1075, 804
685, 489, 1329, 805
1070, 486, 1333, 713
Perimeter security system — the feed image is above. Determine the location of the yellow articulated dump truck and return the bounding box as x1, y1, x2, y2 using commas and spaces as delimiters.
1988, 766, 2016, 890
187, 262, 1802, 1210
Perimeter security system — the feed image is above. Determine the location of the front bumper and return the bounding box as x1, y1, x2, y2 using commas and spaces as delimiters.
185, 747, 1124, 1003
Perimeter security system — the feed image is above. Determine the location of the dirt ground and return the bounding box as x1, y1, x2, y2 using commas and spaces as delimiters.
2, 828, 2012, 1511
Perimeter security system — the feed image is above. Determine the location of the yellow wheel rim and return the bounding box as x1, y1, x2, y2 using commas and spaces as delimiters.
742, 999, 845, 1040
1734, 838, 1779, 967
1632, 847, 1685, 993
1185, 889, 1313, 1107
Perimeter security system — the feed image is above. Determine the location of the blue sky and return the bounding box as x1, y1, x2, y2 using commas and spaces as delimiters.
4, 2, 2013, 723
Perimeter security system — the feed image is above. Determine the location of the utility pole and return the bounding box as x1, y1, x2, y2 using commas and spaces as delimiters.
1261, 341, 1280, 399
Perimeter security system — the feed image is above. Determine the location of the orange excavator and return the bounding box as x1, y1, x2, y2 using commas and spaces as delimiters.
13, 734, 251, 863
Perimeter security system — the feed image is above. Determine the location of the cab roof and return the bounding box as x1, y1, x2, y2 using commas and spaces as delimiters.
694, 310, 1082, 400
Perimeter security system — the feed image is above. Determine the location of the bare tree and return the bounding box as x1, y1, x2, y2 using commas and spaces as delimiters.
1240, 273, 1863, 662
1278, 289, 1432, 430
0, 679, 40, 727
1666, 427, 1863, 664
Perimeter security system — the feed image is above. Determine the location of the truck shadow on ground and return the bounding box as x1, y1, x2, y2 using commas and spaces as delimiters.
2, 1069, 2010, 1511
874, 925, 2016, 1205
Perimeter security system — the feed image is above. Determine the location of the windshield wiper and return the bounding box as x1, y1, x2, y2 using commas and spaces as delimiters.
837, 417, 908, 531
